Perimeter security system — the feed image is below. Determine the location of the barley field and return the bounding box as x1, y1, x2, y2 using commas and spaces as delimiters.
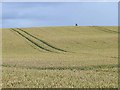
2, 26, 118, 88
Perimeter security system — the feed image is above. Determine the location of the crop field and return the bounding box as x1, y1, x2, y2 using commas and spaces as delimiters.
2, 26, 118, 88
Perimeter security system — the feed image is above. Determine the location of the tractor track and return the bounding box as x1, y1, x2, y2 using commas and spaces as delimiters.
92, 26, 118, 33
11, 28, 55, 53
10, 29, 42, 52
16, 28, 68, 52
3, 64, 117, 71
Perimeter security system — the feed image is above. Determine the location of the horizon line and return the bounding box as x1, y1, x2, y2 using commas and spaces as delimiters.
1, 25, 119, 29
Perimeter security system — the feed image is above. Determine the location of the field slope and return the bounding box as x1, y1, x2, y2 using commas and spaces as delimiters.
2, 26, 118, 88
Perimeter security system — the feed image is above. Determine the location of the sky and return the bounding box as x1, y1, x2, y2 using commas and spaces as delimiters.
2, 2, 118, 28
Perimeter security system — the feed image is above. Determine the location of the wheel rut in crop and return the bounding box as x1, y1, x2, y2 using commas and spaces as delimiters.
2, 64, 117, 71
16, 28, 67, 52
11, 28, 54, 53
92, 26, 118, 33
10, 29, 42, 52
11, 28, 68, 53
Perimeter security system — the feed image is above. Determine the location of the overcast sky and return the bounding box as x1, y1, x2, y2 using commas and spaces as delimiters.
2, 2, 118, 28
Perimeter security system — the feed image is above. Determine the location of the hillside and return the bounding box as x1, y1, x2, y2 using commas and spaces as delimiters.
2, 26, 118, 88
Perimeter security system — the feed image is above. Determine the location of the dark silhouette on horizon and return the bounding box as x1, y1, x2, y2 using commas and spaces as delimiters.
75, 24, 78, 26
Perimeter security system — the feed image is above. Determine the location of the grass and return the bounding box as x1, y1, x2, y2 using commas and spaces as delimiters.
2, 26, 118, 88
